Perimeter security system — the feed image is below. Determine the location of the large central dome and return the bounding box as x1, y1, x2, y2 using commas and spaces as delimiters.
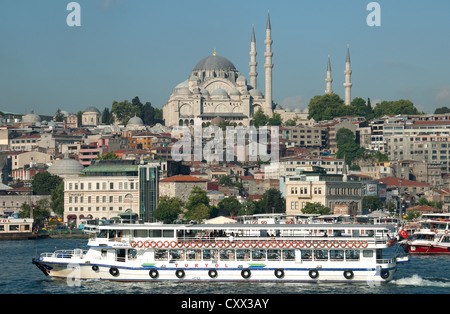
193, 55, 237, 71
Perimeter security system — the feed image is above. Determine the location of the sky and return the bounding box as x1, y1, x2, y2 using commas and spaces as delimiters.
1, 0, 450, 116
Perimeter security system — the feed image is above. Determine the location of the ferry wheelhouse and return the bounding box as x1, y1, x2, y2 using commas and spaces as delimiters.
33, 222, 407, 283
0, 218, 36, 240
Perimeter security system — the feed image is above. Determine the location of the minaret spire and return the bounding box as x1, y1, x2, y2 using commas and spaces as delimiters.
344, 44, 352, 105
264, 10, 273, 115
249, 25, 258, 89
325, 55, 333, 94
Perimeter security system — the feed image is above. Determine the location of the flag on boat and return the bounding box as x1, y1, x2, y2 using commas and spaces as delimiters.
399, 229, 408, 239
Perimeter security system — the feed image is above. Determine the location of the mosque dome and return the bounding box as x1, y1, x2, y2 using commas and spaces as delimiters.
211, 88, 229, 99
193, 55, 237, 72
22, 110, 41, 124
48, 157, 84, 177
128, 116, 144, 126
84, 106, 100, 114
249, 88, 263, 98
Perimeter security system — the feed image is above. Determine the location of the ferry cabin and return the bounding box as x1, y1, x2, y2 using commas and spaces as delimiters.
0, 218, 34, 240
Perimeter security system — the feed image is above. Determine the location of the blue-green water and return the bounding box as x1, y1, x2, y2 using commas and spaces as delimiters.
1, 238, 450, 294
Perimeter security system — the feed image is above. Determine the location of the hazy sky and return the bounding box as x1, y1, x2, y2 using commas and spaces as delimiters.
1, 0, 449, 116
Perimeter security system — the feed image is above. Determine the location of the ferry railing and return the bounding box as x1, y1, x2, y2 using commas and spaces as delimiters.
40, 249, 88, 259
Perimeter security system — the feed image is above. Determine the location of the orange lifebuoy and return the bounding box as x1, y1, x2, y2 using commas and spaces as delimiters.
250, 241, 258, 248
292, 240, 299, 248
237, 241, 244, 248
361, 241, 368, 248
163, 241, 170, 248
137, 241, 144, 248
312, 241, 319, 248
261, 221, 267, 224
339, 241, 346, 248
203, 241, 210, 248
284, 240, 291, 248
257, 241, 264, 248
217, 241, 223, 248
210, 241, 216, 248
319, 241, 325, 248
304, 241, 311, 248
190, 241, 197, 248
354, 241, 361, 248
144, 241, 151, 248
170, 241, 177, 248
183, 241, 190, 248
252, 221, 258, 224
244, 241, 250, 248
156, 241, 163, 248
197, 241, 203, 248
130, 241, 137, 248
347, 241, 354, 248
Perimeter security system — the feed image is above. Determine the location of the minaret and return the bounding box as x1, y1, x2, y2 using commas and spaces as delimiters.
249, 25, 258, 89
264, 11, 273, 115
325, 55, 333, 94
344, 44, 352, 105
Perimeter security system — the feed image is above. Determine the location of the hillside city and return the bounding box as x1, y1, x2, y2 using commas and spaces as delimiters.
1, 93, 449, 230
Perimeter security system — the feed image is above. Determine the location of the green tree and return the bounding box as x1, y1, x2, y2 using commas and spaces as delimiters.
19, 199, 51, 220
111, 97, 143, 125
259, 188, 285, 214
31, 172, 63, 195
218, 198, 242, 217
218, 175, 233, 186
335, 128, 365, 165
153, 196, 183, 223
434, 106, 450, 114
252, 108, 268, 127
184, 187, 211, 222
351, 97, 367, 116
301, 202, 331, 215
362, 196, 383, 211
373, 99, 420, 117
54, 109, 65, 122
97, 151, 119, 160
50, 182, 64, 216
102, 107, 113, 124
308, 94, 347, 122
267, 112, 283, 126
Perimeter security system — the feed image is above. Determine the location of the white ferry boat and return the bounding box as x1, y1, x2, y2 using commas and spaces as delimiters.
0, 218, 39, 240
32, 222, 408, 283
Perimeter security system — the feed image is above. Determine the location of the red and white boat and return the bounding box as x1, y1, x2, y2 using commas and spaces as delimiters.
403, 217, 450, 254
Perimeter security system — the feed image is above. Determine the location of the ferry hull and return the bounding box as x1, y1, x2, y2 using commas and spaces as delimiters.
407, 244, 450, 254
32, 259, 397, 283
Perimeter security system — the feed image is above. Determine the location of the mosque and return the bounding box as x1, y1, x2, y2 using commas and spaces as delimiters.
163, 12, 353, 128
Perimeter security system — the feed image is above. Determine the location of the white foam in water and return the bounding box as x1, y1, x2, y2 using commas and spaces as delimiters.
393, 274, 450, 288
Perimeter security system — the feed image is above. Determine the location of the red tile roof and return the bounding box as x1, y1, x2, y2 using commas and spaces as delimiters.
160, 175, 207, 183
377, 176, 431, 187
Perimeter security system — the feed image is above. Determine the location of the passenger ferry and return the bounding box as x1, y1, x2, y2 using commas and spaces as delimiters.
402, 214, 450, 254
32, 222, 408, 283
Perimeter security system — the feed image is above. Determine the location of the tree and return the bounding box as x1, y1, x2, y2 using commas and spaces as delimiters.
19, 199, 51, 220
50, 181, 64, 216
434, 106, 450, 114
362, 196, 383, 211
31, 172, 63, 195
253, 108, 268, 127
373, 99, 420, 117
54, 109, 64, 122
218, 175, 233, 186
336, 128, 365, 165
267, 113, 282, 126
153, 196, 183, 223
301, 202, 331, 215
259, 188, 285, 214
184, 187, 211, 222
97, 151, 119, 160
111, 97, 143, 125
308, 94, 347, 122
218, 198, 242, 217
102, 107, 112, 124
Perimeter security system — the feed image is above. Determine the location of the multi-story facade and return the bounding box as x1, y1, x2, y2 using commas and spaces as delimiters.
63, 160, 139, 224
284, 170, 363, 216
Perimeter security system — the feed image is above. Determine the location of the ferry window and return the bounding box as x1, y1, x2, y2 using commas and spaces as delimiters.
301, 250, 312, 260
329, 250, 344, 260
442, 236, 450, 243
267, 249, 280, 261
345, 250, 359, 261
163, 230, 174, 237
362, 250, 373, 258
134, 230, 148, 238
128, 249, 137, 260
219, 249, 235, 261
252, 249, 266, 261
9, 225, 19, 231
0, 225, 4, 231
314, 249, 328, 261
170, 249, 185, 260
187, 249, 202, 261
149, 230, 162, 237
283, 250, 295, 261
203, 249, 218, 260
155, 250, 168, 261
236, 249, 251, 261
97, 230, 108, 238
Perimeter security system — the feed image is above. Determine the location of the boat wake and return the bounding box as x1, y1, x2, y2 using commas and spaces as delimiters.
392, 274, 450, 288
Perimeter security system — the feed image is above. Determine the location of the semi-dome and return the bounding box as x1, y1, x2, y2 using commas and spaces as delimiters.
193, 55, 236, 71
48, 157, 84, 177
22, 110, 41, 124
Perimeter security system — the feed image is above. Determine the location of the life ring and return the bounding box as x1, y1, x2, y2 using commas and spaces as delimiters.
163, 241, 170, 248
241, 269, 251, 279
170, 241, 177, 248
445, 230, 449, 234
109, 266, 119, 277
244, 241, 251, 248
237, 241, 244, 248
190, 241, 197, 248
261, 221, 267, 224
183, 241, 190, 248
197, 241, 203, 248
271, 241, 277, 248
291, 240, 298, 248
229, 241, 236, 248
312, 241, 319, 248
305, 241, 312, 248
277, 241, 284, 248
130, 241, 137, 248
144, 241, 151, 248
361, 241, 368, 248
177, 241, 183, 248
208, 269, 218, 278
137, 241, 144, 248
353, 241, 361, 248
151, 241, 157, 248
343, 269, 354, 280
298, 240, 305, 248
149, 269, 159, 279
318, 241, 325, 248
175, 269, 185, 279
284, 240, 291, 248
223, 241, 230, 248
380, 269, 390, 280
91, 265, 99, 272
250, 241, 258, 248
309, 269, 319, 279
347, 241, 354, 248
210, 241, 216, 248
203, 241, 210, 248
216, 241, 223, 248
257, 241, 264, 248
274, 268, 284, 279
326, 241, 333, 248
340, 241, 346, 248
157, 241, 163, 248
252, 221, 258, 224
332, 240, 339, 248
